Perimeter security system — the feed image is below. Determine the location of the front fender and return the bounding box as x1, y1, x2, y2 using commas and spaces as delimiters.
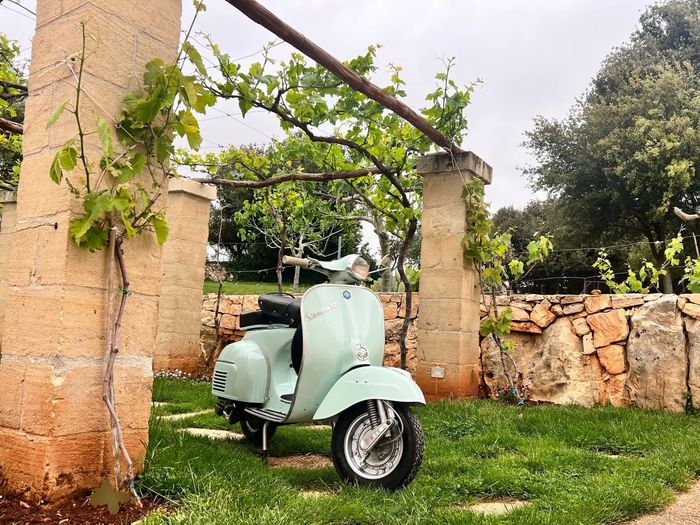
313, 366, 425, 422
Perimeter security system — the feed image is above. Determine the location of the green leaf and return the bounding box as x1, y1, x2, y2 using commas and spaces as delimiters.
49, 152, 63, 184
183, 41, 207, 76
152, 214, 168, 244
96, 116, 113, 158
57, 140, 78, 171
46, 102, 66, 129
69, 215, 93, 243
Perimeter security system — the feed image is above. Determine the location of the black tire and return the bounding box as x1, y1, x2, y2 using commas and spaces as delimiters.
240, 413, 277, 447
331, 402, 424, 490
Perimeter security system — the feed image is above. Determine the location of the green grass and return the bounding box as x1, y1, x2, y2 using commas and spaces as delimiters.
203, 280, 311, 295
140, 377, 700, 524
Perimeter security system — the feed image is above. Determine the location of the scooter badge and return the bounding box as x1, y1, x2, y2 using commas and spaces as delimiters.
353, 343, 369, 360
343, 290, 352, 299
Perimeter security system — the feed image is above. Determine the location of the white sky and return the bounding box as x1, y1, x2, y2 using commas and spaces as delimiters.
2, 0, 653, 254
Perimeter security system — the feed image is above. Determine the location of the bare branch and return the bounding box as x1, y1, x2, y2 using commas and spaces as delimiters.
0, 116, 22, 134
188, 167, 380, 189
674, 206, 699, 222
0, 79, 27, 92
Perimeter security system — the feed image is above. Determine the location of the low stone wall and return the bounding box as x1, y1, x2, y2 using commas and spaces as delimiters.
200, 292, 419, 373
193, 290, 698, 412
481, 293, 700, 412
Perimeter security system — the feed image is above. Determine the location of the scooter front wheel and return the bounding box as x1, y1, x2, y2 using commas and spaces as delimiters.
240, 413, 277, 447
331, 402, 423, 490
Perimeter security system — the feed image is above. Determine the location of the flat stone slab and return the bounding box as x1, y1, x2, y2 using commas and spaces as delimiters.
627, 480, 700, 525
465, 500, 529, 516
267, 454, 333, 469
160, 409, 211, 421
299, 424, 332, 430
300, 490, 334, 499
180, 428, 244, 441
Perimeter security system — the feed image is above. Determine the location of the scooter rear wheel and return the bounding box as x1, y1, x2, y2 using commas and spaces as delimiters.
240, 413, 277, 447
331, 402, 423, 490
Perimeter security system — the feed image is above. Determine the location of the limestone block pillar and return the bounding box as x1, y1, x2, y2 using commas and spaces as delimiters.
0, 191, 17, 345
0, 0, 181, 501
154, 178, 216, 374
414, 151, 492, 400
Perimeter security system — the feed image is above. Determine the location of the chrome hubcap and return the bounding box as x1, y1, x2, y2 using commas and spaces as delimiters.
343, 409, 403, 479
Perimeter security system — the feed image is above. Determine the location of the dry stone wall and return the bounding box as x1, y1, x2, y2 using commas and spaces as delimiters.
199, 292, 419, 373
481, 293, 700, 412
193, 291, 698, 412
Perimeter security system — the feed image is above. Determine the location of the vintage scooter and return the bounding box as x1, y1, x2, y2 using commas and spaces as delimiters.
212, 254, 425, 489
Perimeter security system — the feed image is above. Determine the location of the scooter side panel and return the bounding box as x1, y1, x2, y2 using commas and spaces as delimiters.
212, 340, 267, 403
313, 366, 426, 421
286, 285, 385, 423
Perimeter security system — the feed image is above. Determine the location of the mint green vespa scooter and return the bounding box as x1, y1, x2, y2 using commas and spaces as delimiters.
212, 254, 425, 489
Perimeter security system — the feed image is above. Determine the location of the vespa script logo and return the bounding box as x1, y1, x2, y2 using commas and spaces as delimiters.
306, 301, 338, 321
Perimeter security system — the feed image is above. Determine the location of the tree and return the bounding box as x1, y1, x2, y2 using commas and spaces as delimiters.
196, 42, 473, 367
0, 33, 27, 189
524, 0, 700, 293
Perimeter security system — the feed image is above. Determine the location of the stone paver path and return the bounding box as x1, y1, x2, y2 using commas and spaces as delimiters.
181, 428, 244, 441
466, 500, 529, 516
160, 409, 211, 421
628, 481, 700, 525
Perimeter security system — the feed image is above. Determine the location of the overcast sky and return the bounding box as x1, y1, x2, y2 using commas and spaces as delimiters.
3, 0, 652, 213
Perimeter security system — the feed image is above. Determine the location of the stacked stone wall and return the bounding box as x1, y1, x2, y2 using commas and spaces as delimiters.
194, 291, 700, 412
481, 293, 700, 412
198, 292, 419, 373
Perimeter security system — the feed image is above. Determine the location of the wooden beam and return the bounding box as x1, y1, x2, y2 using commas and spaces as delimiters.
224, 0, 464, 154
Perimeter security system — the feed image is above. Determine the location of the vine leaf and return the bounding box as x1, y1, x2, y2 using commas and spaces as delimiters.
96, 116, 113, 158
152, 214, 169, 244
46, 101, 67, 129
183, 41, 207, 76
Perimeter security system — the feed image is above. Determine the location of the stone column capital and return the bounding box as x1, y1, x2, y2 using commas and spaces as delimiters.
416, 151, 492, 184
168, 177, 217, 202
1, 191, 17, 205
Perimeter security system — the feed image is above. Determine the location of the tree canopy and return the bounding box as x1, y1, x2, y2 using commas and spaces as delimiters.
522, 0, 700, 292
0, 34, 26, 189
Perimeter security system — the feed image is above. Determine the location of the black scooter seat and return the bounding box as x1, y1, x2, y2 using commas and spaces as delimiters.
255, 293, 301, 327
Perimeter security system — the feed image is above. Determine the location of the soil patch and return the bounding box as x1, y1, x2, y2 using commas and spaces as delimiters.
267, 454, 333, 469
0, 494, 165, 524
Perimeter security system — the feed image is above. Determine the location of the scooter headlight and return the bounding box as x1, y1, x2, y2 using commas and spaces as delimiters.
349, 256, 370, 281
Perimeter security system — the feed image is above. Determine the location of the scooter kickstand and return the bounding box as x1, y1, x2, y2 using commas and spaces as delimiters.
262, 421, 269, 462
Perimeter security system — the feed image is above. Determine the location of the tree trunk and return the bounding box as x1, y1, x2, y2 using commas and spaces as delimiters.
276, 220, 286, 293
661, 271, 674, 294
648, 223, 674, 294
377, 224, 392, 292
292, 237, 303, 293
293, 266, 300, 293
396, 218, 418, 370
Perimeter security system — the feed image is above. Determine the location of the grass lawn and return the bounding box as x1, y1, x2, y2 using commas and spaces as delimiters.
140, 377, 700, 524
203, 279, 311, 295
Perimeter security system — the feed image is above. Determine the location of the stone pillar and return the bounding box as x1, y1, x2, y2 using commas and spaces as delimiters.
414, 151, 492, 400
0, 191, 17, 345
154, 178, 216, 374
0, 0, 181, 501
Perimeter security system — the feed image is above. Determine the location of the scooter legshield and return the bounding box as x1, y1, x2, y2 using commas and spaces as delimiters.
313, 366, 426, 422
212, 340, 267, 403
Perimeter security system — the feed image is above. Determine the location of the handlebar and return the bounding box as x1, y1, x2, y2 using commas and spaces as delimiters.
282, 256, 311, 269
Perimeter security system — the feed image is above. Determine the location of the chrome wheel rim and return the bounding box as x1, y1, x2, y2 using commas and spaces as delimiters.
343, 409, 403, 480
